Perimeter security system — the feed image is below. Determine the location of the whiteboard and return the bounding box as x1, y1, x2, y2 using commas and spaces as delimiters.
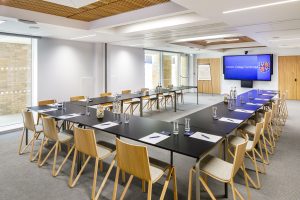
198, 64, 211, 80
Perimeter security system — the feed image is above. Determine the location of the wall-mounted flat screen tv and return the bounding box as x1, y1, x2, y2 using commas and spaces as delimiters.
223, 54, 273, 81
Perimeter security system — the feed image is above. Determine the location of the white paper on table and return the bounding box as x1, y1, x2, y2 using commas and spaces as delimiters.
89, 105, 98, 109
219, 117, 243, 124
246, 102, 263, 106
139, 132, 170, 144
38, 108, 58, 113
254, 98, 269, 101
234, 109, 254, 114
262, 94, 274, 96
190, 132, 222, 143
47, 103, 59, 107
93, 121, 119, 129
58, 113, 81, 119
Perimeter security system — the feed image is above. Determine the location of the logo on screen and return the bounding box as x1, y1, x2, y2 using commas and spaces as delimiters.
259, 62, 270, 73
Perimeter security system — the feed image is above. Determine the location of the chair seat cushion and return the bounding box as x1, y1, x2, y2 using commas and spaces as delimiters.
239, 124, 256, 135
150, 165, 165, 183
200, 155, 233, 182
35, 124, 44, 133
58, 130, 73, 143
96, 141, 116, 159
228, 136, 253, 151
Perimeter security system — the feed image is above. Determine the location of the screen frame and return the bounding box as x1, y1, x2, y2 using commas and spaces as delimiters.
223, 54, 273, 81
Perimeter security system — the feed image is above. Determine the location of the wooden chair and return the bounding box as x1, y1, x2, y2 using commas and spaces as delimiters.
70, 96, 85, 101
239, 111, 273, 164
20, 109, 43, 162
122, 90, 140, 115
229, 122, 264, 189
69, 127, 116, 200
188, 136, 249, 200
99, 92, 113, 111
112, 138, 178, 200
168, 85, 184, 104
141, 88, 158, 111
37, 99, 56, 124
38, 116, 74, 177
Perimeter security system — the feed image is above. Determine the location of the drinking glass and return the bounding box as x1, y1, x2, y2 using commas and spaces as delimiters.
173, 121, 179, 135
248, 92, 253, 100
185, 118, 190, 132
124, 113, 130, 124
212, 106, 217, 119
62, 102, 66, 111
240, 96, 245, 104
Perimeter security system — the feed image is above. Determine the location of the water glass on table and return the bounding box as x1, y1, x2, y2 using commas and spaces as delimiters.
173, 121, 179, 135
124, 113, 130, 124
212, 106, 218, 119
185, 118, 190, 132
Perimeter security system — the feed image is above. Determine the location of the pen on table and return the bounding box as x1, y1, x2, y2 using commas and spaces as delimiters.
150, 136, 160, 139
102, 123, 111, 125
201, 134, 210, 139
227, 118, 234, 122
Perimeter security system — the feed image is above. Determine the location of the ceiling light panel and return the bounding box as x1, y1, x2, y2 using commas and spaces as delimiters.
173, 34, 238, 43
44, 0, 98, 8
223, 0, 300, 14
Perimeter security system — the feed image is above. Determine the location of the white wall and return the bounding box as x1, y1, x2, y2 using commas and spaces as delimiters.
37, 38, 104, 102
107, 44, 145, 93
196, 47, 296, 94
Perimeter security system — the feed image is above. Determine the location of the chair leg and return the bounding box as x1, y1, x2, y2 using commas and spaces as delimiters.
199, 176, 216, 200
241, 164, 251, 200
172, 167, 178, 200
122, 171, 126, 183
18, 128, 25, 154
142, 180, 146, 192
91, 159, 99, 200
230, 181, 238, 200
246, 150, 261, 189
120, 175, 133, 200
30, 131, 38, 161
112, 167, 120, 200
52, 142, 59, 176
99, 160, 103, 172
95, 159, 116, 200
160, 167, 173, 200
69, 151, 91, 188
188, 167, 194, 200
147, 181, 152, 200
53, 144, 75, 177
38, 141, 57, 167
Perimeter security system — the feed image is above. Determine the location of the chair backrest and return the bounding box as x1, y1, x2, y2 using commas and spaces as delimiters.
42, 117, 58, 141
100, 92, 112, 97
271, 102, 278, 119
252, 122, 264, 148
231, 135, 248, 177
22, 110, 36, 131
262, 111, 272, 132
116, 138, 151, 181
70, 96, 85, 101
122, 90, 131, 94
74, 127, 98, 158
38, 99, 56, 106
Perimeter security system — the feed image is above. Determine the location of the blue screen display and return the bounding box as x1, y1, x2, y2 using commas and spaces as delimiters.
223, 54, 272, 81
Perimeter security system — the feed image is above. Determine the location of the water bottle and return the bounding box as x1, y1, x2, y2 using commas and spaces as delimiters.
233, 87, 237, 99
85, 97, 90, 116
229, 87, 233, 99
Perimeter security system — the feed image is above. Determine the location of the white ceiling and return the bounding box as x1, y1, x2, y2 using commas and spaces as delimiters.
0, 0, 300, 53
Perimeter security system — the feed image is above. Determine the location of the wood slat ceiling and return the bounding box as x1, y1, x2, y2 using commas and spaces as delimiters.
0, 0, 169, 22
190, 36, 255, 46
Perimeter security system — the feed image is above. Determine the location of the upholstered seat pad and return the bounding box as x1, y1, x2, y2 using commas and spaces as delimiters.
35, 124, 44, 133
239, 124, 256, 135
96, 141, 116, 159
229, 136, 253, 151
200, 155, 233, 182
150, 165, 165, 183
58, 131, 73, 143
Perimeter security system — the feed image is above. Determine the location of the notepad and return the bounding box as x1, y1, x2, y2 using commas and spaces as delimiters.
219, 117, 243, 124
93, 121, 119, 129
254, 98, 269, 101
234, 109, 254, 114
139, 132, 170, 144
246, 102, 263, 106
38, 108, 58, 113
58, 113, 81, 119
190, 132, 222, 143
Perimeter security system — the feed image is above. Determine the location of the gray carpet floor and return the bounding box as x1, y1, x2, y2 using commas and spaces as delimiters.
0, 93, 299, 200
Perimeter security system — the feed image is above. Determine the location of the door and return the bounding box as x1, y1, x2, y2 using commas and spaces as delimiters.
278, 56, 299, 100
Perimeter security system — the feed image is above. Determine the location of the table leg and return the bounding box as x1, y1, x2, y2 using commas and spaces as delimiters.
121, 100, 124, 113
195, 158, 201, 200
224, 138, 228, 198
170, 151, 173, 166
174, 91, 177, 112
25, 128, 28, 145
140, 97, 143, 117
156, 94, 160, 110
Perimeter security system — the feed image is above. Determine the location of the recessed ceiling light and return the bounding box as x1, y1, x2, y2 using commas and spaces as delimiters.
71, 34, 96, 40
174, 34, 237, 43
29, 26, 40, 29
223, 0, 300, 14
206, 38, 239, 43
272, 36, 280, 39
0, 20, 6, 24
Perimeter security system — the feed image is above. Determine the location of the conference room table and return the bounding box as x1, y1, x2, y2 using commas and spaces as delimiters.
28, 89, 277, 200
70, 85, 198, 117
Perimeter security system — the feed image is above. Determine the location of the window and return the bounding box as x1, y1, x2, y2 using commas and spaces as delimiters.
0, 35, 33, 129
144, 50, 189, 89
